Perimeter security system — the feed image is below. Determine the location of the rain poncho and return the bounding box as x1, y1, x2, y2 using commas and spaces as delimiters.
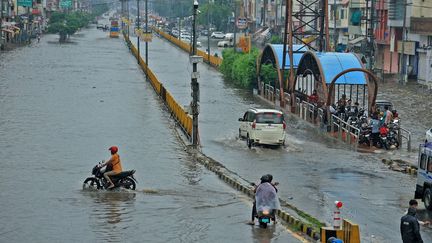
255, 182, 281, 212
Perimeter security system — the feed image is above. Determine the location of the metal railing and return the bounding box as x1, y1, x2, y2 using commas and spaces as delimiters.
330, 114, 360, 148
398, 126, 412, 152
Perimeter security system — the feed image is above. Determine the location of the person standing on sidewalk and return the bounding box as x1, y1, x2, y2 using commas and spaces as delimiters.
408, 199, 430, 226
400, 207, 424, 243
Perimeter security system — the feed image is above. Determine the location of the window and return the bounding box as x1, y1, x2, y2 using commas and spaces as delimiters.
420, 153, 427, 169
256, 113, 284, 124
247, 112, 256, 122
428, 36, 432, 47
428, 156, 432, 172
340, 9, 345, 19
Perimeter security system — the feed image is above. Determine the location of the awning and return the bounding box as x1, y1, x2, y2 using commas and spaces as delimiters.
348, 36, 364, 45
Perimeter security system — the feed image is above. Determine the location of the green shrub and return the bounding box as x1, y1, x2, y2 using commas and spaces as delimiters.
260, 64, 278, 86
220, 48, 260, 88
269, 35, 282, 44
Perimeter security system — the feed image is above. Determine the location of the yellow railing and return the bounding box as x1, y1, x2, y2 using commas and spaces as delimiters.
124, 33, 193, 137
152, 27, 223, 67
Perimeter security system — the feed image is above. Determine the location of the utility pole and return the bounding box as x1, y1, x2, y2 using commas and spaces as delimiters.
145, 0, 148, 78
191, 0, 201, 146
333, 0, 337, 51
399, 0, 407, 85
207, 0, 210, 62
233, 0, 237, 51
137, 0, 140, 64
280, 0, 289, 107
127, 0, 130, 38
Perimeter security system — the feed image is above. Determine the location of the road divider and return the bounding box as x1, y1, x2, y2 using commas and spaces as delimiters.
123, 32, 192, 138
152, 27, 222, 67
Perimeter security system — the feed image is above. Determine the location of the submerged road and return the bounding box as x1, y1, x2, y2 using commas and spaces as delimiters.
133, 30, 432, 242
0, 26, 304, 242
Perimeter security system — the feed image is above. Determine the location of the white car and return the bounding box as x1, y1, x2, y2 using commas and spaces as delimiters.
211, 31, 225, 39
238, 108, 286, 148
426, 127, 432, 142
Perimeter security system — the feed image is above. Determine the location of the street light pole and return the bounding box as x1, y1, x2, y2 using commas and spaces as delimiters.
127, 0, 130, 38
137, 0, 140, 64
233, 0, 237, 51
145, 0, 148, 78
399, 0, 408, 85
191, 0, 200, 146
207, 0, 210, 63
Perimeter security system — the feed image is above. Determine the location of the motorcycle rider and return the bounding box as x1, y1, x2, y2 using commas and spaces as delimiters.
100, 146, 123, 189
248, 174, 279, 225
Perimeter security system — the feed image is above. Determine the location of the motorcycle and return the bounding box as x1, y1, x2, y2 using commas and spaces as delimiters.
358, 124, 371, 146
251, 181, 280, 228
387, 123, 400, 149
83, 161, 137, 190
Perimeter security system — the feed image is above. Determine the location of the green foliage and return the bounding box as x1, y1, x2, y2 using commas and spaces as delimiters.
269, 35, 282, 44
48, 11, 95, 41
220, 48, 260, 88
260, 64, 278, 86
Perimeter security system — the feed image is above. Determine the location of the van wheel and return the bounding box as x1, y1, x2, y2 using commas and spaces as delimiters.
424, 188, 432, 210
247, 135, 252, 149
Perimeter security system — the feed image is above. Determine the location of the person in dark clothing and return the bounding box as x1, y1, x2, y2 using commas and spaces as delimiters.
400, 207, 423, 243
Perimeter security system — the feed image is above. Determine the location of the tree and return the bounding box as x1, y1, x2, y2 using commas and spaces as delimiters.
220, 48, 260, 88
48, 11, 94, 42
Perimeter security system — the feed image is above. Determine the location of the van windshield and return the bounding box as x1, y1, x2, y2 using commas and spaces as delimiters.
256, 113, 284, 124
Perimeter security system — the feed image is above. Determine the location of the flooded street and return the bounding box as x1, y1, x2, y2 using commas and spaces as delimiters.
139, 34, 432, 242
0, 27, 303, 242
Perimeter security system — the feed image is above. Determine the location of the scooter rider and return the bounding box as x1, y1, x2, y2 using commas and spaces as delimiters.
249, 174, 279, 225
99, 146, 123, 189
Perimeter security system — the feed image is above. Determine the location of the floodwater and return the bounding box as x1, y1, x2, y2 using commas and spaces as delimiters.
0, 25, 303, 242
139, 32, 432, 242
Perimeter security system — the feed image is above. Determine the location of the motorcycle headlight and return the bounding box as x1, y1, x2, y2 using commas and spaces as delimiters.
262, 209, 270, 215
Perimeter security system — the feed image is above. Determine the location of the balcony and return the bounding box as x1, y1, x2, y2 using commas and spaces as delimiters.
410, 17, 432, 35
329, 19, 349, 29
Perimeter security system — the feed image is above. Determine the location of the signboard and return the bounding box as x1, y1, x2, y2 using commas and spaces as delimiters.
397, 41, 416, 55
142, 32, 152, 42
17, 0, 33, 7
238, 36, 251, 53
59, 0, 72, 8
236, 17, 247, 29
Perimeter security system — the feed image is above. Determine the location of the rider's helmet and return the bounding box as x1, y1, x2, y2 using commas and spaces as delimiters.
327, 237, 336, 243
260, 174, 271, 183
109, 146, 118, 154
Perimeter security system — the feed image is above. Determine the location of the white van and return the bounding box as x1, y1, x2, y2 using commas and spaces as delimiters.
217, 33, 234, 47
414, 143, 432, 210
238, 108, 286, 148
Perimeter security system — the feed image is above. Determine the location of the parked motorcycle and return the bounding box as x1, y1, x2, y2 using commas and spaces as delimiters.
387, 123, 400, 149
358, 124, 371, 146
83, 162, 137, 190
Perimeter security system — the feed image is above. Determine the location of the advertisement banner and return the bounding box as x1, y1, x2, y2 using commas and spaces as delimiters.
17, 0, 33, 7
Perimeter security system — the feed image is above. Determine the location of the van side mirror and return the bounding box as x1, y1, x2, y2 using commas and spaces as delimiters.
238, 118, 243, 121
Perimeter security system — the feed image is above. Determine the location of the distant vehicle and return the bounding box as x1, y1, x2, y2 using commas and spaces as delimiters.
217, 33, 236, 47
200, 29, 209, 36
238, 108, 286, 148
96, 24, 104, 29
211, 31, 225, 39
415, 143, 432, 210
426, 128, 432, 142
375, 99, 394, 113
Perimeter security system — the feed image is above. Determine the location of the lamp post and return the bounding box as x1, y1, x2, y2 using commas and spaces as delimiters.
127, 0, 130, 38
233, 0, 237, 51
145, 0, 148, 79
399, 0, 408, 85
191, 0, 201, 146
207, 0, 210, 62
137, 0, 140, 64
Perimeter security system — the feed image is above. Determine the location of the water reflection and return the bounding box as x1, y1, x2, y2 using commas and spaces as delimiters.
250, 224, 277, 243
82, 191, 136, 242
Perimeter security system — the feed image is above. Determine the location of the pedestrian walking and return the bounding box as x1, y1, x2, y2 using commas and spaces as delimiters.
400, 207, 424, 243
37, 34, 41, 43
408, 199, 430, 226
369, 112, 380, 147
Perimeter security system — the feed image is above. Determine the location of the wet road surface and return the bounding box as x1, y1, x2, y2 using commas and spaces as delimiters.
139, 32, 432, 242
0, 25, 304, 242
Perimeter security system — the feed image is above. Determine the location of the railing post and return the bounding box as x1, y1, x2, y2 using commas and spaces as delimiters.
398, 128, 402, 149
331, 115, 335, 134
408, 132, 412, 152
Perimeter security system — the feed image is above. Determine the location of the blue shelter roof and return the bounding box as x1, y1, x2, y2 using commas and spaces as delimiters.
296, 52, 367, 85
271, 44, 308, 70
314, 52, 366, 85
